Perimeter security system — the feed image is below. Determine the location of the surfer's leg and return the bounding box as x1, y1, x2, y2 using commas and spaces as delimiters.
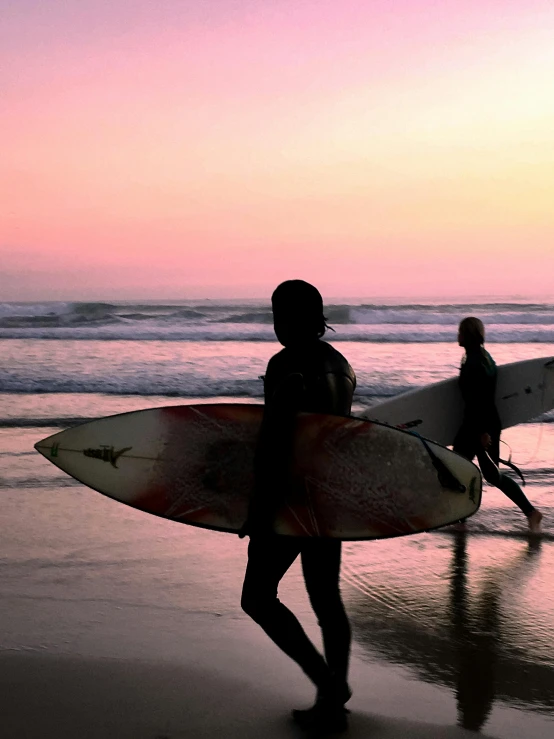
476, 448, 541, 529
241, 536, 332, 688
490, 436, 542, 531
290, 540, 351, 732
302, 539, 351, 691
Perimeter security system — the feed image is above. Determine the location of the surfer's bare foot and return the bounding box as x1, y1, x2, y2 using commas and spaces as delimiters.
527, 509, 543, 535
292, 702, 349, 734
292, 679, 351, 733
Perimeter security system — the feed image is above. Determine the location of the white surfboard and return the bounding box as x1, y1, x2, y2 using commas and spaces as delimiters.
363, 357, 554, 446
34, 404, 482, 540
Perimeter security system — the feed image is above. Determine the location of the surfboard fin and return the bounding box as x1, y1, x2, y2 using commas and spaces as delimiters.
419, 437, 466, 493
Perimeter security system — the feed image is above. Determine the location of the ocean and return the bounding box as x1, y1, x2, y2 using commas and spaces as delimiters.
2, 297, 554, 737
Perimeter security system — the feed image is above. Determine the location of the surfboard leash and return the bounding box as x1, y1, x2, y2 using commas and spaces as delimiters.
498, 440, 526, 486
498, 455, 526, 486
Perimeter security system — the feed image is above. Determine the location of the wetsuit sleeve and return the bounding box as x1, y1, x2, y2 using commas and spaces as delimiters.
246, 372, 306, 532
313, 371, 355, 416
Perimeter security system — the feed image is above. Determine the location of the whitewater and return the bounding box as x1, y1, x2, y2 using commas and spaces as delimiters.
1, 299, 554, 342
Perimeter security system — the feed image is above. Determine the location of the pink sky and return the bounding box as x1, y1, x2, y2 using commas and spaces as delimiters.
2, 0, 554, 300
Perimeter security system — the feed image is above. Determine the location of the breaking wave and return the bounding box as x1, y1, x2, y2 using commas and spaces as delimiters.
1, 300, 554, 342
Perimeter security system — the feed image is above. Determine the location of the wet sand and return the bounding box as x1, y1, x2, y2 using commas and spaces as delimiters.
3, 534, 554, 739
2, 626, 497, 739
2, 421, 554, 738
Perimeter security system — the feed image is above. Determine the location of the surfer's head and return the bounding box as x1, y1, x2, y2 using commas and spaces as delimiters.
458, 316, 485, 348
271, 280, 328, 347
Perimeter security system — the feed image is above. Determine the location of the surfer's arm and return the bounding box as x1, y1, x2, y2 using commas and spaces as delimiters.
241, 373, 305, 536
314, 372, 355, 416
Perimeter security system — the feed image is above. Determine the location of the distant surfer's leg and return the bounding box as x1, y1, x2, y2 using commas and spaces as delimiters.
452, 429, 477, 529
497, 473, 536, 516
491, 437, 542, 531
241, 536, 332, 689
453, 427, 477, 463
476, 446, 541, 531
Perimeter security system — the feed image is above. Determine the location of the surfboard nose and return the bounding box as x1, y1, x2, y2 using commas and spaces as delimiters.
34, 432, 53, 455
34, 428, 69, 460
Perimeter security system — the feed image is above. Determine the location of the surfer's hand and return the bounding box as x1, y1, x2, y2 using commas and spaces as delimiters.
238, 520, 251, 538
480, 432, 492, 450
238, 512, 274, 538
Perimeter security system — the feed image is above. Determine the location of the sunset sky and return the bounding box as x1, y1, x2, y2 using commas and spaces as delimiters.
2, 0, 554, 300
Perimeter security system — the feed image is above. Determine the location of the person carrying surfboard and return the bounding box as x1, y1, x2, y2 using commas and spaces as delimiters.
454, 317, 543, 534
240, 280, 356, 733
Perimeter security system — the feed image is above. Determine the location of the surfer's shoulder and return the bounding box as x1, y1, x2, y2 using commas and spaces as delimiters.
481, 347, 497, 370
265, 347, 298, 385
317, 341, 356, 385
462, 349, 484, 370
460, 347, 496, 383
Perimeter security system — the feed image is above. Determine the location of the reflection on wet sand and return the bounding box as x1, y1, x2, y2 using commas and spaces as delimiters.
343, 533, 552, 729
450, 532, 501, 730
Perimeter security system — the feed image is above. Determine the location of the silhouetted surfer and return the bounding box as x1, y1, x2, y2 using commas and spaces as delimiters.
240, 280, 356, 732
454, 317, 542, 533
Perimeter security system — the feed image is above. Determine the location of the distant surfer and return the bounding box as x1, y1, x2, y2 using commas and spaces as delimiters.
240, 280, 356, 733
454, 317, 543, 533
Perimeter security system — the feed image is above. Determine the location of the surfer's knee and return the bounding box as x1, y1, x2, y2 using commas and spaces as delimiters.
240, 586, 256, 617
477, 452, 501, 486
309, 589, 345, 624
482, 466, 501, 487
241, 588, 272, 622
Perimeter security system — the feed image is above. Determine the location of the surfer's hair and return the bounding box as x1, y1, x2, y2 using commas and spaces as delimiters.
272, 280, 330, 338
458, 316, 485, 346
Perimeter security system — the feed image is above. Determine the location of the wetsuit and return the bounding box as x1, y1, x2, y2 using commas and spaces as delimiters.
241, 339, 356, 691
453, 347, 535, 516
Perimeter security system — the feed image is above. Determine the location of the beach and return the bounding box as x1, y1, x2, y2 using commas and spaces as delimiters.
1, 299, 554, 737
2, 477, 554, 738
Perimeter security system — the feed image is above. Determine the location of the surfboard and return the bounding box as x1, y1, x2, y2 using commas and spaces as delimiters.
364, 357, 554, 446
34, 404, 481, 540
